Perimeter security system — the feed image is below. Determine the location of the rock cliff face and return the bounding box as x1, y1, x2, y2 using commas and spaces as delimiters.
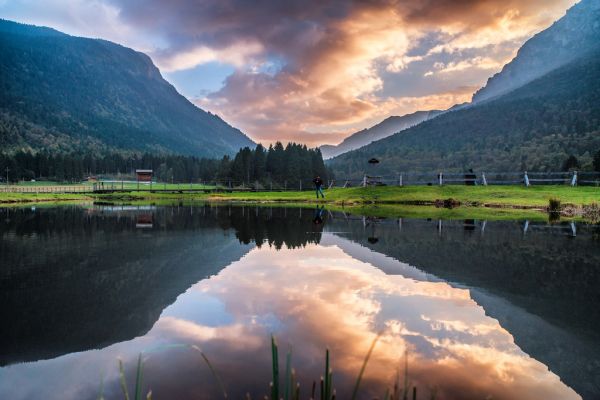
472, 0, 600, 103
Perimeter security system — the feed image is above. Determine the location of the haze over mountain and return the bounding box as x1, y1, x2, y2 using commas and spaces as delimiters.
328, 0, 600, 176
473, 0, 600, 103
0, 19, 255, 157
320, 110, 442, 159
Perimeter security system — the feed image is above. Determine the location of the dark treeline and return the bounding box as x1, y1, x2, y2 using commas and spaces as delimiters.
0, 142, 330, 185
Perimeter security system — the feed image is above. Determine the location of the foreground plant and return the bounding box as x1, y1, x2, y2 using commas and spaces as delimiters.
108, 335, 431, 400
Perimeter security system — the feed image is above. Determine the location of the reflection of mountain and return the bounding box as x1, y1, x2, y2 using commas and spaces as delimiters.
0, 206, 252, 365
0, 205, 324, 365
323, 217, 600, 398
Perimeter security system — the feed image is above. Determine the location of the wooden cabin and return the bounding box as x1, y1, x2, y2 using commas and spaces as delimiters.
136, 169, 153, 182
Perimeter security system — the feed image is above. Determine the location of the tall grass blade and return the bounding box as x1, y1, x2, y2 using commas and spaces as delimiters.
284, 350, 292, 400
350, 334, 380, 400
271, 336, 279, 400
134, 354, 144, 400
118, 359, 130, 400
320, 376, 324, 400
324, 349, 330, 400
191, 345, 228, 399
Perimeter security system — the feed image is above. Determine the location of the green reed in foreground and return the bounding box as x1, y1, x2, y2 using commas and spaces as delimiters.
107, 335, 431, 400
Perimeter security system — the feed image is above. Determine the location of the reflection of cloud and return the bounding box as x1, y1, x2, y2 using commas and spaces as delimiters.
153, 244, 578, 399
0, 243, 580, 399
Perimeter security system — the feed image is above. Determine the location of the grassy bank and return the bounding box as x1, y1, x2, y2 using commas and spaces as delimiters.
204, 185, 600, 207
1, 185, 598, 215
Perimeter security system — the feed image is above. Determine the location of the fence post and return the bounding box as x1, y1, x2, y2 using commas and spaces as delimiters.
363, 175, 367, 187
438, 172, 443, 186
400, 173, 403, 187
482, 172, 487, 186
571, 171, 578, 187
524, 171, 530, 187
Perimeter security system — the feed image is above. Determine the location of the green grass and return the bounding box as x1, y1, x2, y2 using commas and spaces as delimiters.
206, 185, 600, 208
2, 186, 599, 221
0, 192, 93, 205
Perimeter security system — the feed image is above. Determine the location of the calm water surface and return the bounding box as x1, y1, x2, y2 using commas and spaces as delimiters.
1, 205, 599, 399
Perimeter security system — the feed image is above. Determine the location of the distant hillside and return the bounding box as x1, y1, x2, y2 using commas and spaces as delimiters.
328, 50, 600, 176
320, 110, 441, 159
473, 0, 600, 103
0, 19, 255, 157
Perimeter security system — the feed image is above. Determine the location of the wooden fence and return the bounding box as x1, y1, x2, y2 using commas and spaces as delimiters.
0, 185, 92, 193
331, 171, 600, 188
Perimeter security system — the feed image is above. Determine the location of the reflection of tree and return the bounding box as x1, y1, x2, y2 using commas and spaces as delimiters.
218, 206, 323, 250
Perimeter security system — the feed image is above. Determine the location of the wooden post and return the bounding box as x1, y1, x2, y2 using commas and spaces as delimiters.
524, 171, 530, 187
482, 172, 487, 186
571, 171, 578, 187
363, 175, 367, 187
438, 172, 443, 186
299, 180, 302, 191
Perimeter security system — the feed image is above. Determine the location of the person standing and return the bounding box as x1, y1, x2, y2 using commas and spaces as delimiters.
313, 175, 325, 199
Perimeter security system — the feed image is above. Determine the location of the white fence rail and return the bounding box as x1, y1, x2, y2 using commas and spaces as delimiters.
330, 171, 600, 188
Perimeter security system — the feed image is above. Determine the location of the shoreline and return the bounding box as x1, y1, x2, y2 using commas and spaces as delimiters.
1, 185, 598, 221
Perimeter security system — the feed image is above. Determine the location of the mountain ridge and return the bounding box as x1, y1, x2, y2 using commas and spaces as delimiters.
473, 0, 600, 103
328, 49, 600, 175
320, 110, 442, 159
0, 19, 255, 157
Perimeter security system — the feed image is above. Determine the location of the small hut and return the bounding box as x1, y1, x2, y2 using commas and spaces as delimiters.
136, 169, 153, 182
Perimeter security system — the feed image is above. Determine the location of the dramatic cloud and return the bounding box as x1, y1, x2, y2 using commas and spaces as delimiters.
1, 0, 578, 145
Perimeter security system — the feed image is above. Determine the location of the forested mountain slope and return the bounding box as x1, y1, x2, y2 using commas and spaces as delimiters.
320, 110, 441, 159
473, 0, 600, 103
0, 19, 255, 157
329, 51, 600, 176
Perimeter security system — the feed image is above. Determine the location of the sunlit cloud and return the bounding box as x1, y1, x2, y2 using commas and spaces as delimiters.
0, 0, 578, 145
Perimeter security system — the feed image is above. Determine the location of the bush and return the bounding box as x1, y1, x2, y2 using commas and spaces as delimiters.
548, 198, 561, 213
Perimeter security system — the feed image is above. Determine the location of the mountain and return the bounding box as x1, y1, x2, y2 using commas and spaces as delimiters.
320, 110, 442, 159
328, 49, 600, 176
0, 19, 255, 157
472, 0, 600, 103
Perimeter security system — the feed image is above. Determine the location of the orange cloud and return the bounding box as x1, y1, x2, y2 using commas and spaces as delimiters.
111, 0, 577, 145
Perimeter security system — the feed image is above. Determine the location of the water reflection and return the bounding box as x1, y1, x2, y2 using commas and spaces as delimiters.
1, 206, 599, 399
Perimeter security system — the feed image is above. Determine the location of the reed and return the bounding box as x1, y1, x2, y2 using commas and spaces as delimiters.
108, 337, 436, 400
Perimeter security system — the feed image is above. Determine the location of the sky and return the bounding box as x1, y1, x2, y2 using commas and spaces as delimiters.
0, 0, 578, 146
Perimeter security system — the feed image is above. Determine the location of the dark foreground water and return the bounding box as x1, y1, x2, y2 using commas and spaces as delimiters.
1, 205, 599, 400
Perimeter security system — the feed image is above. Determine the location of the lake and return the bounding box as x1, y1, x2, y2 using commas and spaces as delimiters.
1, 205, 599, 399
